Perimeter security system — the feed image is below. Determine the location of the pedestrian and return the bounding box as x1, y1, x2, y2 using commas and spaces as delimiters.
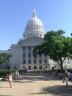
15, 70, 19, 80
6, 73, 13, 88
63, 70, 69, 87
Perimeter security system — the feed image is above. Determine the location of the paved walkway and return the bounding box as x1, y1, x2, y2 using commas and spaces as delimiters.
0, 74, 72, 96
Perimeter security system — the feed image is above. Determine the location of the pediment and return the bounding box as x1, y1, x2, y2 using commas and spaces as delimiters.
18, 36, 44, 46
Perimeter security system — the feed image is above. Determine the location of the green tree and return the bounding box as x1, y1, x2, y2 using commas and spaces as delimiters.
33, 30, 72, 70
0, 52, 11, 66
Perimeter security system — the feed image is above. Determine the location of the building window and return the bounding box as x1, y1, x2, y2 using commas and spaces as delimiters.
23, 59, 26, 64
28, 60, 31, 64
28, 66, 31, 70
40, 34, 42, 37
28, 53, 31, 58
28, 46, 31, 51
33, 55, 37, 58
44, 59, 47, 64
45, 66, 47, 68
39, 66, 42, 70
23, 53, 26, 58
34, 59, 36, 64
44, 54, 47, 58
39, 54, 42, 58
22, 46, 26, 51
37, 33, 39, 36
39, 59, 42, 64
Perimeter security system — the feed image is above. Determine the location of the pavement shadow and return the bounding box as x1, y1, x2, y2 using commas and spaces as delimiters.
30, 85, 72, 96
42, 85, 72, 96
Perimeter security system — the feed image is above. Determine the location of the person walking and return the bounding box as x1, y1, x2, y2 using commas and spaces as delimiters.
6, 73, 13, 88
63, 70, 69, 87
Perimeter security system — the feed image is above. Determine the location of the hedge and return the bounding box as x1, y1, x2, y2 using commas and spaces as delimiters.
0, 70, 11, 77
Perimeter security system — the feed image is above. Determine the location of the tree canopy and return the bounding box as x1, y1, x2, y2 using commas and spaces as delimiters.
0, 52, 11, 64
33, 30, 72, 70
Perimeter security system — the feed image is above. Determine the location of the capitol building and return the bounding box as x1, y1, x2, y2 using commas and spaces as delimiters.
7, 10, 72, 71
7, 10, 50, 71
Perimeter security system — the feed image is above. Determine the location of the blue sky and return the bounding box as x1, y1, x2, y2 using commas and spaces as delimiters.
0, 0, 72, 50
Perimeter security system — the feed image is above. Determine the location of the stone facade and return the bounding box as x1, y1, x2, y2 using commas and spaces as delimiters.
7, 10, 50, 71
8, 36, 50, 71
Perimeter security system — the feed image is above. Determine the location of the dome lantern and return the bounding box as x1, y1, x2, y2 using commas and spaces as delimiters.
32, 9, 36, 17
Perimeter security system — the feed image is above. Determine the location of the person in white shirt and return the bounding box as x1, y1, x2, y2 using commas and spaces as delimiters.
6, 73, 13, 88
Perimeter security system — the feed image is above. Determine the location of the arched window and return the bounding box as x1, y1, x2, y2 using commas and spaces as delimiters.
39, 66, 42, 70
28, 66, 31, 70
34, 66, 37, 70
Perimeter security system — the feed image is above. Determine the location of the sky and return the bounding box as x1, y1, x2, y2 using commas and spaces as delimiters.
0, 0, 72, 50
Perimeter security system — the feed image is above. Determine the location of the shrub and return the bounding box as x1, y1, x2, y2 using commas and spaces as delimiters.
0, 70, 11, 78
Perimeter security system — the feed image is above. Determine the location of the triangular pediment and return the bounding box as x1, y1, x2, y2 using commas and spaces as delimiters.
18, 36, 44, 46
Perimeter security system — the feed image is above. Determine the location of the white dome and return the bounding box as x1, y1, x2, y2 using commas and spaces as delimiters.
23, 10, 45, 39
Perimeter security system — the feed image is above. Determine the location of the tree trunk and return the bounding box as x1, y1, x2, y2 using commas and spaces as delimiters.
59, 59, 64, 71
60, 63, 63, 71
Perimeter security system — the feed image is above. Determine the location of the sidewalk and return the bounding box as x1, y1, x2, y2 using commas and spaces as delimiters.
0, 75, 72, 96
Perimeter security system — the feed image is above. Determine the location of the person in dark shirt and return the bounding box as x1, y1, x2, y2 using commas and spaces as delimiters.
63, 70, 69, 86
